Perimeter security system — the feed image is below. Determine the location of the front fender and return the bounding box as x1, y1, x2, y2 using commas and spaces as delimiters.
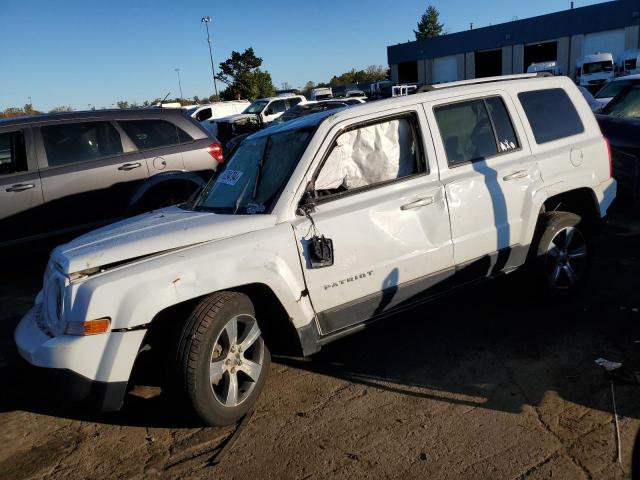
66, 223, 314, 333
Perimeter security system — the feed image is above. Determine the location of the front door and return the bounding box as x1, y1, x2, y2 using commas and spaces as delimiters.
427, 93, 541, 277
292, 112, 454, 336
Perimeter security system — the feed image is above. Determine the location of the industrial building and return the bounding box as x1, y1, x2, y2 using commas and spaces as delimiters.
387, 0, 640, 84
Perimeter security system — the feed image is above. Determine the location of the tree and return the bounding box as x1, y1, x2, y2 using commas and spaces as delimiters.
116, 100, 129, 109
24, 103, 34, 115
216, 48, 276, 100
302, 81, 316, 97
414, 5, 444, 40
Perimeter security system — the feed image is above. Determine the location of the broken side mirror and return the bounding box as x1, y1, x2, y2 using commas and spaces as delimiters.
297, 188, 316, 215
310, 235, 334, 269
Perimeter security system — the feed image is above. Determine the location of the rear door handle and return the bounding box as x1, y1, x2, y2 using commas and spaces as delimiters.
118, 162, 142, 171
6, 183, 36, 192
503, 170, 529, 181
401, 196, 435, 210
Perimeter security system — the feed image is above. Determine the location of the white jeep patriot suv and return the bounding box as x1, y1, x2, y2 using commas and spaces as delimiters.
16, 74, 616, 426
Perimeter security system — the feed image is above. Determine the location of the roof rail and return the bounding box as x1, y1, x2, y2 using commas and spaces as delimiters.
417, 73, 550, 93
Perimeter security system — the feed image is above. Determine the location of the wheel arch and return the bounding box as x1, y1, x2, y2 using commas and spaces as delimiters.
127, 170, 206, 212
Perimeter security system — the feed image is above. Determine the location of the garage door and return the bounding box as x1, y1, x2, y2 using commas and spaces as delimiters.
433, 56, 458, 84
584, 29, 626, 57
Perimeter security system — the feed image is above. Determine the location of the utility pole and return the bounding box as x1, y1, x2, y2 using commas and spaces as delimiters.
201, 16, 219, 99
174, 68, 184, 99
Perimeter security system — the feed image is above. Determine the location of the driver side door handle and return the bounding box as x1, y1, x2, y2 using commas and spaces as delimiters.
401, 196, 435, 210
6, 183, 36, 192
503, 170, 529, 181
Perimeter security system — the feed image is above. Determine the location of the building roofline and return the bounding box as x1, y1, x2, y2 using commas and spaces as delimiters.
388, 0, 640, 64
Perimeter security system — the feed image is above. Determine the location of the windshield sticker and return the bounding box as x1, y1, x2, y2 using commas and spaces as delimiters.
218, 169, 244, 186
246, 203, 266, 214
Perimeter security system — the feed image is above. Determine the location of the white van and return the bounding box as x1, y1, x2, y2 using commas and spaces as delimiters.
617, 49, 640, 76
309, 87, 333, 101
576, 53, 615, 90
526, 61, 561, 76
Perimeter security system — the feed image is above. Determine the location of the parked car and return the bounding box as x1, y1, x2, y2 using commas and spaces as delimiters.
212, 95, 306, 144
596, 83, 640, 208
576, 52, 615, 93
392, 84, 418, 97
526, 61, 561, 76
0, 109, 222, 247
578, 86, 602, 113
15, 74, 615, 426
593, 74, 640, 111
184, 101, 250, 137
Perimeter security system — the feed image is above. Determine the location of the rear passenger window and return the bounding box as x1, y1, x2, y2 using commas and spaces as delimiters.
485, 97, 519, 152
0, 131, 28, 175
269, 100, 287, 114
119, 119, 192, 150
42, 122, 123, 167
434, 96, 520, 166
288, 98, 302, 108
518, 89, 584, 144
314, 115, 425, 196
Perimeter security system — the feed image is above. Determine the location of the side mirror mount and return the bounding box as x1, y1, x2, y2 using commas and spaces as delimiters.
297, 186, 316, 215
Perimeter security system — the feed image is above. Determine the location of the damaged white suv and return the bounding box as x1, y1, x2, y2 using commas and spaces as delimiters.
16, 75, 616, 426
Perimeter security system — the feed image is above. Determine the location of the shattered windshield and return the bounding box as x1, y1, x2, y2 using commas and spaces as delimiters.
193, 127, 313, 214
243, 100, 269, 114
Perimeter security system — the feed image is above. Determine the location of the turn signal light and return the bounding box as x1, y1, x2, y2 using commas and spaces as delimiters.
66, 317, 111, 336
206, 141, 224, 163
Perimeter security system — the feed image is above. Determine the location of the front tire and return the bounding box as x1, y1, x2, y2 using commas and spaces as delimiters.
532, 211, 593, 295
177, 292, 270, 426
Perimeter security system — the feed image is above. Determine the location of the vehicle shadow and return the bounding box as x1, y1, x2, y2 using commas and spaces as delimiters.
0, 211, 638, 428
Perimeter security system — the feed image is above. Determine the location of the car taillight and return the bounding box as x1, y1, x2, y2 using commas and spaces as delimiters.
206, 142, 224, 163
604, 137, 612, 178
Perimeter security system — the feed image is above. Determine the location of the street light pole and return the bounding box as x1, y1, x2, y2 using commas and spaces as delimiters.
174, 68, 184, 99
201, 16, 219, 100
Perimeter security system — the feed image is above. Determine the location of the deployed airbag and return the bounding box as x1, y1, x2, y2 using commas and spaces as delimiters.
315, 118, 415, 191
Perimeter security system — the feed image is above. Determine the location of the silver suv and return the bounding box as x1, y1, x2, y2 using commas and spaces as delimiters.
0, 109, 223, 247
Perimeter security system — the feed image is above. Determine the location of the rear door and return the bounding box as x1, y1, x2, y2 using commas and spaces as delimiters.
0, 126, 44, 246
118, 119, 187, 175
427, 92, 541, 279
38, 120, 149, 234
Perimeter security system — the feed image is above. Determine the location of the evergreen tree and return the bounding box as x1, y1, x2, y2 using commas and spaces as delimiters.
414, 5, 444, 40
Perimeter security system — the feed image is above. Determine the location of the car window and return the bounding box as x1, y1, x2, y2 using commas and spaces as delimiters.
288, 98, 302, 108
485, 97, 519, 153
41, 121, 123, 167
118, 119, 192, 150
314, 116, 424, 196
434, 99, 498, 166
0, 130, 28, 175
596, 80, 635, 99
518, 89, 584, 144
269, 100, 287, 114
602, 86, 640, 118
195, 108, 212, 121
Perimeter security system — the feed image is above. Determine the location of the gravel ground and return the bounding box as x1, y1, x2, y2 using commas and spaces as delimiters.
1, 211, 639, 480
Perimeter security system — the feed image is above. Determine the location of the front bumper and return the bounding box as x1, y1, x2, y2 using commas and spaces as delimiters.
15, 306, 146, 411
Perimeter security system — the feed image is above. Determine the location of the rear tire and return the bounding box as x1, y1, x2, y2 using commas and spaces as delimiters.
177, 292, 270, 426
531, 211, 593, 296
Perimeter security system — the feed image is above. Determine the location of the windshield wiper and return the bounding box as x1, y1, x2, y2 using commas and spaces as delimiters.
252, 136, 272, 200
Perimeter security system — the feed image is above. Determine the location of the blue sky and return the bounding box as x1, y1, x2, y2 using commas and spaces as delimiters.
1, 0, 605, 111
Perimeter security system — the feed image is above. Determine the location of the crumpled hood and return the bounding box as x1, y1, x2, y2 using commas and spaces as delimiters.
52, 207, 276, 275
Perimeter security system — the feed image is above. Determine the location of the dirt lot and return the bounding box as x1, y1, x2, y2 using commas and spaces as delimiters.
1, 211, 640, 480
